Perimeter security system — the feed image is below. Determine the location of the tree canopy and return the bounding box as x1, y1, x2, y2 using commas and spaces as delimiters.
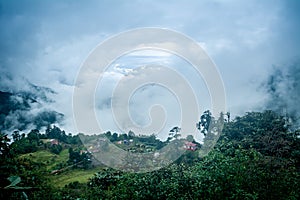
0, 110, 299, 199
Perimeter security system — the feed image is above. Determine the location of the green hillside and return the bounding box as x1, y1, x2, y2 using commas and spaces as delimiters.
1, 111, 299, 199
19, 149, 69, 171
49, 167, 103, 188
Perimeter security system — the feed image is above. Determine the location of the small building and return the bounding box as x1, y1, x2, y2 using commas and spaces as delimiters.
41, 139, 59, 146
50, 139, 59, 146
184, 141, 197, 151
80, 150, 88, 155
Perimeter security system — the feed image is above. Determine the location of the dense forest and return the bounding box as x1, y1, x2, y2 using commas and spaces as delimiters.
0, 110, 299, 199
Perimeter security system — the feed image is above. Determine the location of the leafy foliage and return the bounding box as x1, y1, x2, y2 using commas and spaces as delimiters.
0, 110, 299, 199
197, 110, 212, 136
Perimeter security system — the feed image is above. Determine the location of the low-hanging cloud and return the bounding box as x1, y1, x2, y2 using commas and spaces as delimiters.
0, 82, 64, 132
1, 0, 300, 134
263, 61, 300, 127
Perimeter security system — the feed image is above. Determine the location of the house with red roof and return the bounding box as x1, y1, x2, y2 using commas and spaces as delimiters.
184, 141, 197, 151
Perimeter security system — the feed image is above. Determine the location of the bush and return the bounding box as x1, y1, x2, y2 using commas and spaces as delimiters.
50, 144, 62, 154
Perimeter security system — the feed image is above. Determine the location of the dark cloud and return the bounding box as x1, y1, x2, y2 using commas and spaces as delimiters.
0, 83, 64, 132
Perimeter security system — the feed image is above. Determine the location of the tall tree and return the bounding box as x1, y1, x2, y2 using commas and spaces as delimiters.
197, 110, 212, 136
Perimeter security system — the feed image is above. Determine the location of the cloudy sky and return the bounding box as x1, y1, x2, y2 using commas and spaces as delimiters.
0, 0, 299, 139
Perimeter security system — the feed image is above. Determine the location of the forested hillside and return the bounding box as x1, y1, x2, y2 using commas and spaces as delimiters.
0, 110, 299, 199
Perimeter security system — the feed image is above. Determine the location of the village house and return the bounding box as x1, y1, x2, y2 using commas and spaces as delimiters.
184, 141, 197, 151
41, 139, 59, 146
50, 139, 59, 145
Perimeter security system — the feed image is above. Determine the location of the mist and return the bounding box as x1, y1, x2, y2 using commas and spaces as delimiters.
263, 61, 300, 127
0, 0, 299, 135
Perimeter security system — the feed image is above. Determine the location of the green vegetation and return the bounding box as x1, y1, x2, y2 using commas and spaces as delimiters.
50, 167, 104, 188
19, 149, 69, 171
0, 110, 299, 199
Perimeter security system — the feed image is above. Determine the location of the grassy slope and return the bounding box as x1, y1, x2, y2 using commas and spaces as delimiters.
19, 149, 103, 188
19, 149, 69, 171
49, 166, 103, 188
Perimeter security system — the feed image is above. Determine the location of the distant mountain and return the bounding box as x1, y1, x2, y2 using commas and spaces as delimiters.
0, 84, 64, 132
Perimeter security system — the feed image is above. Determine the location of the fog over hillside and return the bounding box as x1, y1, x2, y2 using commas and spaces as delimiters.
0, 80, 64, 132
